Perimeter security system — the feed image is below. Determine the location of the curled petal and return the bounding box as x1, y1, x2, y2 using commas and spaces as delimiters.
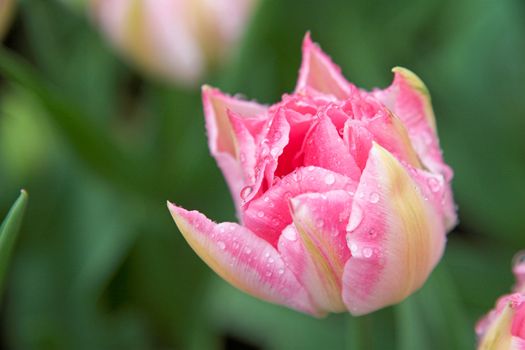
278, 190, 352, 313
372, 67, 449, 177
303, 116, 361, 181
295, 33, 355, 99
342, 143, 446, 315
243, 167, 358, 246
168, 202, 317, 315
202, 85, 267, 157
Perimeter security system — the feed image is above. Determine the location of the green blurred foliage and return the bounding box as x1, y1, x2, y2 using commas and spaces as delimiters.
0, 0, 524, 349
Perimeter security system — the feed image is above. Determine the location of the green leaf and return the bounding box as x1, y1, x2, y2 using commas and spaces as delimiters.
0, 190, 28, 294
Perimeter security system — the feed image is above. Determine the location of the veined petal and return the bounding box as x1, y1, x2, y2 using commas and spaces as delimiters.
202, 85, 267, 157
295, 33, 354, 99
342, 143, 446, 316
279, 190, 352, 313
167, 202, 316, 315
243, 167, 358, 246
477, 294, 525, 350
372, 67, 449, 177
303, 116, 361, 181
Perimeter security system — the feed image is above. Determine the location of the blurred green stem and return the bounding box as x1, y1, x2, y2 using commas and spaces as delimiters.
346, 314, 370, 350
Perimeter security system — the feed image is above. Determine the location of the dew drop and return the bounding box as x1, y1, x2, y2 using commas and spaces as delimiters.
347, 205, 363, 232
217, 241, 226, 250
324, 173, 336, 185
263, 196, 270, 203
283, 228, 297, 241
270, 147, 280, 157
268, 257, 275, 264
240, 186, 253, 200
349, 242, 359, 255
257, 211, 265, 218
245, 247, 252, 254
271, 218, 280, 227
278, 268, 285, 275
427, 177, 441, 193
363, 247, 373, 258
369, 192, 380, 203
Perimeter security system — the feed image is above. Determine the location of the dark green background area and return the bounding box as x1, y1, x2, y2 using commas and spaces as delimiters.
1, 0, 524, 349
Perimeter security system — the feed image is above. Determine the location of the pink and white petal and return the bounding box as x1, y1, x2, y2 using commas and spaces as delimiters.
342, 143, 446, 316
243, 167, 358, 247
371, 67, 448, 176
302, 116, 361, 181
343, 120, 374, 171
277, 190, 353, 313
167, 202, 317, 315
228, 110, 258, 185
295, 33, 355, 99
477, 294, 525, 350
408, 167, 457, 231
202, 85, 268, 157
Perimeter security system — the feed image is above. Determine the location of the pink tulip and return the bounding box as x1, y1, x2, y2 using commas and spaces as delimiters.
476, 252, 525, 349
168, 33, 457, 316
90, 0, 258, 85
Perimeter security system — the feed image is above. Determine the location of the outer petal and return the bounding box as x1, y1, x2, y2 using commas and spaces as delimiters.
202, 86, 268, 211
278, 190, 352, 313
477, 294, 525, 350
372, 67, 450, 178
243, 167, 358, 246
295, 33, 354, 99
342, 143, 446, 315
303, 116, 361, 181
202, 85, 267, 157
167, 202, 317, 315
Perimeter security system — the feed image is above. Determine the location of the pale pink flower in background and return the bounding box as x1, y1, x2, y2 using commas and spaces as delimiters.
476, 252, 525, 349
90, 0, 258, 86
0, 0, 15, 40
168, 33, 457, 316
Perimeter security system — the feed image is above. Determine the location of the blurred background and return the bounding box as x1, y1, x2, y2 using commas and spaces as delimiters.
0, 0, 524, 349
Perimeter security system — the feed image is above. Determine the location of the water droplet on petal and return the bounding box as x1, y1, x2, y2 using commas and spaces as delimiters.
268, 257, 275, 264
257, 211, 265, 218
427, 177, 441, 193
369, 192, 380, 203
240, 186, 253, 200
263, 196, 270, 203
283, 229, 297, 241
270, 147, 280, 157
245, 247, 252, 254
324, 173, 336, 185
363, 247, 373, 258
347, 205, 363, 232
278, 268, 285, 275
349, 242, 359, 255
217, 241, 226, 250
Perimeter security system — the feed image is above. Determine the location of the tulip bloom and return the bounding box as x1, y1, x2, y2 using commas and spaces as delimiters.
476, 253, 525, 349
168, 34, 456, 316
90, 0, 258, 85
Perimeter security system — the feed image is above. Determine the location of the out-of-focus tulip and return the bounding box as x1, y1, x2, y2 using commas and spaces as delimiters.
90, 0, 258, 86
0, 0, 15, 40
168, 33, 457, 316
476, 252, 525, 349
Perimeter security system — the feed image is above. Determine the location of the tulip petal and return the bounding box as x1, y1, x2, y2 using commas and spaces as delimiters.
342, 143, 446, 315
278, 190, 352, 313
167, 202, 317, 315
202, 85, 268, 157
303, 116, 361, 181
295, 33, 354, 99
477, 294, 525, 350
243, 167, 358, 246
372, 67, 450, 177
